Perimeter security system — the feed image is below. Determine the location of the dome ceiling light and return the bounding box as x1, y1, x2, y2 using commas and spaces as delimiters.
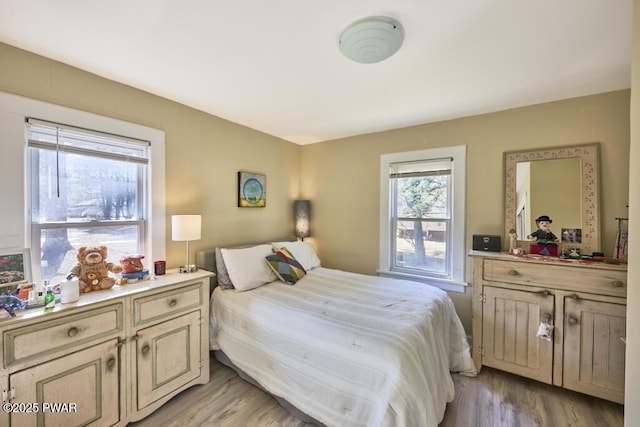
339, 16, 405, 64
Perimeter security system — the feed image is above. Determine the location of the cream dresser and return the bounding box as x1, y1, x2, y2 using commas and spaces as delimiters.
0, 269, 213, 426
470, 251, 626, 404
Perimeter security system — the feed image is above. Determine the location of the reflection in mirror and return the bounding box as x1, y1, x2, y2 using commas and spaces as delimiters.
515, 158, 581, 239
504, 143, 600, 254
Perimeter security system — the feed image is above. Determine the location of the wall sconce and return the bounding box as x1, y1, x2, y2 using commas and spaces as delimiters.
172, 215, 201, 273
294, 200, 311, 241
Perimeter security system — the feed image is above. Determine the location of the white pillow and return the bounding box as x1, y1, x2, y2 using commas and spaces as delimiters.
221, 244, 277, 292
271, 241, 321, 271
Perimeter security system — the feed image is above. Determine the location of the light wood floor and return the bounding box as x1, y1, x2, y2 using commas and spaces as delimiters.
129, 353, 624, 427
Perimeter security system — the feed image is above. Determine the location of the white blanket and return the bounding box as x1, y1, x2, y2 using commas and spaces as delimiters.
209, 267, 476, 427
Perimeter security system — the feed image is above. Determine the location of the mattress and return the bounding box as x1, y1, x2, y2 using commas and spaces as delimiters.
209, 267, 476, 427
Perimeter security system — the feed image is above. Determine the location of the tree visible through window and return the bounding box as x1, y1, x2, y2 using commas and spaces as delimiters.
390, 159, 451, 277
28, 119, 148, 285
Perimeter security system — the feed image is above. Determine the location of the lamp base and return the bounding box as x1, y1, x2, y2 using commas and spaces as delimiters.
178, 264, 198, 273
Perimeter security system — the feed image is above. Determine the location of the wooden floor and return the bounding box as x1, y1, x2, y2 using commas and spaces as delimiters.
129, 353, 624, 427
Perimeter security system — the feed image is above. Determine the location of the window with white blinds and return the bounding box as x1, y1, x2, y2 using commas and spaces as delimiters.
379, 146, 466, 292
27, 118, 150, 285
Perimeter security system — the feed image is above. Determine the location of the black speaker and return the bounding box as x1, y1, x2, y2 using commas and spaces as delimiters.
472, 235, 502, 252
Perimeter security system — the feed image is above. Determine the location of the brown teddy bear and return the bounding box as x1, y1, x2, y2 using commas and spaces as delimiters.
70, 246, 123, 293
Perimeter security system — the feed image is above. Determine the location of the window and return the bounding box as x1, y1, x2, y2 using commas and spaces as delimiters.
379, 146, 466, 292
27, 118, 149, 285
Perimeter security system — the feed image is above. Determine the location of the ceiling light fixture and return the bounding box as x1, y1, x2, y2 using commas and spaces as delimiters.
339, 16, 405, 64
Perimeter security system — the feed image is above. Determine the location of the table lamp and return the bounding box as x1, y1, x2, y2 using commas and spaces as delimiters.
172, 215, 201, 273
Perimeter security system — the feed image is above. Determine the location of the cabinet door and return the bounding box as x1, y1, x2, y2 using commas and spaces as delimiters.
136, 310, 201, 410
482, 286, 554, 383
564, 297, 626, 403
9, 339, 119, 427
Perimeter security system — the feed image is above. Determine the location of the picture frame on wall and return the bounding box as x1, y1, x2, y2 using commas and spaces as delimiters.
238, 171, 266, 207
0, 248, 32, 289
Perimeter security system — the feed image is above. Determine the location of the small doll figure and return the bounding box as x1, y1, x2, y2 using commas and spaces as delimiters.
508, 228, 518, 252
528, 215, 559, 245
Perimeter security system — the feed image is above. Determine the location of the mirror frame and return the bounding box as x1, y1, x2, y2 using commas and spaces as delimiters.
504, 143, 600, 254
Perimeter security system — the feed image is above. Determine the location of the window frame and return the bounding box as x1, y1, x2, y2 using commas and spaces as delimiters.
0, 91, 166, 286
378, 145, 467, 293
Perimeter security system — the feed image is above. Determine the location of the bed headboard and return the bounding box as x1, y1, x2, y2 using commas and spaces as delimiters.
196, 237, 296, 295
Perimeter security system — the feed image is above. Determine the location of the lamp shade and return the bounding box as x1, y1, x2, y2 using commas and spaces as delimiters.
294, 200, 311, 238
172, 215, 202, 241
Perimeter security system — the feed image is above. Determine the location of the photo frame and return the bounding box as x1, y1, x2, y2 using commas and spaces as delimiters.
238, 171, 266, 207
0, 248, 32, 289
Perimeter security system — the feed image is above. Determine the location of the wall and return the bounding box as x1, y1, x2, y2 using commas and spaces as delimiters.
0, 42, 301, 268
300, 90, 631, 331
624, 0, 639, 424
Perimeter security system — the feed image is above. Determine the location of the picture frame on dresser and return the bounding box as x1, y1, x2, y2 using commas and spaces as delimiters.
0, 248, 32, 289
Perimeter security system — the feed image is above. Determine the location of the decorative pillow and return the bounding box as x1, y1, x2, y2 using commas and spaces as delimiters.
215, 248, 234, 290
271, 241, 321, 271
265, 248, 306, 285
221, 244, 277, 292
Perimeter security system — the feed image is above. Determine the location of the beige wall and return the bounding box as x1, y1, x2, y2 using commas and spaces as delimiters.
300, 91, 630, 331
625, 0, 639, 423
0, 42, 301, 268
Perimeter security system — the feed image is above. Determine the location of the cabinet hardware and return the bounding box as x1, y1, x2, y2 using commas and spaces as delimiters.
168, 299, 178, 307
141, 344, 150, 355
130, 334, 139, 342
106, 357, 116, 369
620, 337, 627, 344
568, 293, 580, 300
537, 290, 551, 296
542, 313, 552, 322
116, 338, 126, 347
611, 280, 624, 288
508, 270, 519, 276
67, 326, 79, 337
568, 317, 579, 325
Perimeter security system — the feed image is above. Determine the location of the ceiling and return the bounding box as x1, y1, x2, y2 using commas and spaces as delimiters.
0, 1, 632, 145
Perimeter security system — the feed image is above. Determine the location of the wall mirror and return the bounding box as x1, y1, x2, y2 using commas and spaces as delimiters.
504, 143, 600, 254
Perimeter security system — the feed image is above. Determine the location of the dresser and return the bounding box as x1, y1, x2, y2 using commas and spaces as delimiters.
0, 269, 213, 426
470, 251, 626, 404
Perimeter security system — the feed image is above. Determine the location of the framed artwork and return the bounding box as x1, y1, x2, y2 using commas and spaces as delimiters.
561, 228, 582, 244
0, 248, 32, 289
238, 172, 266, 207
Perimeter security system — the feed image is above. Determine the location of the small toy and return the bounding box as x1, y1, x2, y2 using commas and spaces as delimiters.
528, 215, 559, 245
119, 255, 145, 274
69, 246, 123, 293
0, 295, 27, 317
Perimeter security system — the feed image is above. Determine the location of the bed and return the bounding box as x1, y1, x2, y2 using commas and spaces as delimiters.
208, 241, 476, 427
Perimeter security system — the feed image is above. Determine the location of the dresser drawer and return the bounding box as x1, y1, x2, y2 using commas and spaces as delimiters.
485, 259, 627, 297
4, 303, 123, 367
133, 282, 203, 326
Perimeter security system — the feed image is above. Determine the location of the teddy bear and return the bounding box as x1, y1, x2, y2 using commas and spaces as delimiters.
70, 246, 123, 293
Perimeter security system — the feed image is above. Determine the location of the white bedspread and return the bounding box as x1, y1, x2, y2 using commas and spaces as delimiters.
209, 267, 476, 427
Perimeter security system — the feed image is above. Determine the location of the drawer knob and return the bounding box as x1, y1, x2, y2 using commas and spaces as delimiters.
537, 290, 551, 296
568, 317, 579, 325
141, 344, 150, 355
508, 270, 519, 276
168, 299, 178, 307
568, 293, 580, 300
107, 357, 116, 369
67, 327, 79, 337
611, 280, 624, 288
